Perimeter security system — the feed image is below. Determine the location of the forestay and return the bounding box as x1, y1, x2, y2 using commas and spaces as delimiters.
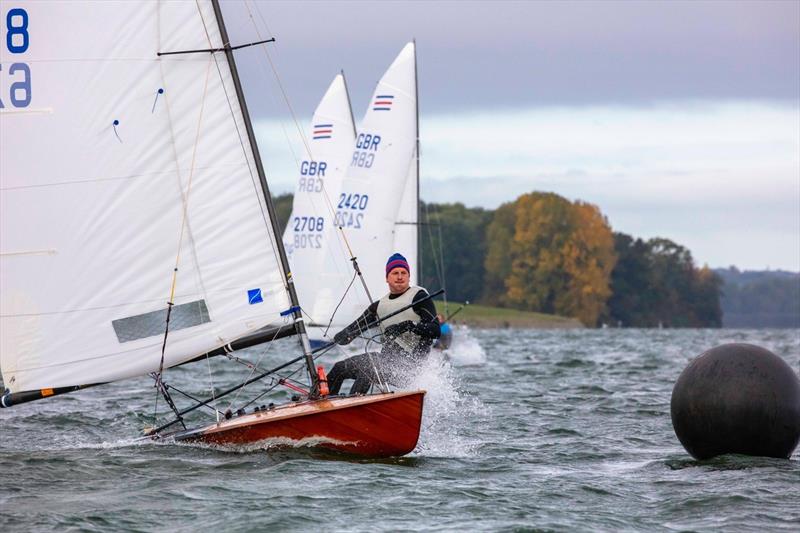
327, 42, 419, 326
281, 74, 357, 337
0, 1, 293, 394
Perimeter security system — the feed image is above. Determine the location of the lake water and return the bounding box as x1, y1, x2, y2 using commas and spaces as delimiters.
2, 328, 799, 531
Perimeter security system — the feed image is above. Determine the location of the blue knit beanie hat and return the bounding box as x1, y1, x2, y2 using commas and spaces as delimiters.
385, 253, 410, 275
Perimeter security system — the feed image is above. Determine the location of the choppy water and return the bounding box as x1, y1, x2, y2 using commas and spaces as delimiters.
2, 328, 799, 532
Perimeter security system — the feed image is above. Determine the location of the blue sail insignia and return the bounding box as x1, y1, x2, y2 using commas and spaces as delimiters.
247, 288, 263, 304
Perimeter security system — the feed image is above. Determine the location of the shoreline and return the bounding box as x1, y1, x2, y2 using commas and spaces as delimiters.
436, 301, 584, 329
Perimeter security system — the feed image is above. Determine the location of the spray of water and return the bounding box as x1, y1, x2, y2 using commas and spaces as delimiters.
408, 352, 487, 458
175, 435, 358, 454
442, 325, 488, 367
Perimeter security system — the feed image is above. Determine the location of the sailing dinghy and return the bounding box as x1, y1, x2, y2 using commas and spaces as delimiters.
0, 0, 424, 458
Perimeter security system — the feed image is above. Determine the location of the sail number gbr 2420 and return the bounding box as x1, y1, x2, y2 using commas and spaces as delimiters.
350, 133, 381, 168
335, 193, 369, 229
1, 8, 32, 109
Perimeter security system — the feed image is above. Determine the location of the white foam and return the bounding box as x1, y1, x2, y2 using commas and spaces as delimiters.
175, 435, 357, 454
441, 325, 487, 367
408, 354, 487, 458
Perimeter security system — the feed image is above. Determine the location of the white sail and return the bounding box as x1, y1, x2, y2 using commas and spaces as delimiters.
393, 149, 419, 287
0, 1, 293, 394
281, 74, 357, 337
328, 42, 419, 326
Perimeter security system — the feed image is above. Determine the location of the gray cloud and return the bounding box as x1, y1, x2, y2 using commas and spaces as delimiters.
225, 0, 800, 119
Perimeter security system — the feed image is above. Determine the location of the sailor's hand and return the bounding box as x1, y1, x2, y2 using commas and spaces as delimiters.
384, 321, 414, 338
333, 330, 352, 345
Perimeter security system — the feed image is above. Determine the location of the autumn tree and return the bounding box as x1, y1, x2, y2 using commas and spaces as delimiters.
482, 202, 516, 306
556, 201, 617, 325
483, 192, 617, 326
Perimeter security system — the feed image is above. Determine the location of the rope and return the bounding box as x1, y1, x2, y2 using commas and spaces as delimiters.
165, 383, 224, 416
206, 352, 219, 424
152, 49, 215, 423
239, 364, 306, 410
244, 0, 312, 161
322, 270, 359, 336
224, 320, 285, 411
196, 0, 289, 296
242, 0, 370, 318
423, 200, 448, 312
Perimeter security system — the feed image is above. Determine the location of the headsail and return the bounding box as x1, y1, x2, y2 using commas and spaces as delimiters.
282, 73, 357, 337
325, 42, 420, 326
0, 1, 295, 395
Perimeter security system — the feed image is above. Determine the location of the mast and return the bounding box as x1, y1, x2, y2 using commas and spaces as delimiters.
210, 0, 319, 393
341, 69, 357, 138
413, 39, 421, 286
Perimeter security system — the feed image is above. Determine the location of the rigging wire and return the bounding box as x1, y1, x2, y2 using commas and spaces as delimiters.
245, 0, 358, 277
224, 319, 286, 411
151, 2, 299, 424
149, 287, 442, 434
242, 0, 378, 334
244, 0, 313, 163
322, 270, 359, 337
151, 2, 393, 420
152, 49, 215, 424
206, 352, 219, 424
422, 200, 448, 313
196, 1, 288, 296
240, 1, 303, 171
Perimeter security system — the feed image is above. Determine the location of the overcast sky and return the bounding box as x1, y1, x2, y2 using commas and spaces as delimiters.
223, 0, 800, 271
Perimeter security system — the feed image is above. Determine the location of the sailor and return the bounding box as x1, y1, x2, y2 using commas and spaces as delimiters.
433, 314, 453, 350
327, 253, 441, 395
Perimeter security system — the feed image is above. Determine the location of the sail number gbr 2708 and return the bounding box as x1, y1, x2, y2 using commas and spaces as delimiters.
292, 216, 324, 249
1, 8, 32, 109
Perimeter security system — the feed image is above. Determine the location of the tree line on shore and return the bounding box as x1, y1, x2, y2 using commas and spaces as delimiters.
714, 267, 800, 328
273, 192, 723, 327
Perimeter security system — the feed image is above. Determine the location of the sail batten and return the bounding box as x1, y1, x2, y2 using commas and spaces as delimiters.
0, 1, 294, 394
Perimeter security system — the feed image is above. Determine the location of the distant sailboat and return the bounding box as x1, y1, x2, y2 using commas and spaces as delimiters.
289, 42, 422, 340
281, 73, 359, 344
0, 0, 424, 458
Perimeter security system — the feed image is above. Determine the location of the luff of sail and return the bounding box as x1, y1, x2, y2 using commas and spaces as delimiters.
325, 42, 420, 326
0, 1, 293, 395
282, 73, 357, 338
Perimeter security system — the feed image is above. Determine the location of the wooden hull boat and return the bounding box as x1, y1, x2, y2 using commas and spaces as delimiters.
170, 390, 425, 457
0, 3, 432, 464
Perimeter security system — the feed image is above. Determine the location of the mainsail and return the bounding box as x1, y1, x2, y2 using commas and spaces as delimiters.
0, 1, 301, 397
322, 42, 420, 327
282, 73, 357, 338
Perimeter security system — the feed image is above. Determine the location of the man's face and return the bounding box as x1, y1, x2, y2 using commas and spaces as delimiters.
386, 267, 410, 295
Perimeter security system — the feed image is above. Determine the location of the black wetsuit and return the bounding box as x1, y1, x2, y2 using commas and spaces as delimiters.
327, 288, 440, 395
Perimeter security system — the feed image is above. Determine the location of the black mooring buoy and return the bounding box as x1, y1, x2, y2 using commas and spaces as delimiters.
671, 343, 800, 460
